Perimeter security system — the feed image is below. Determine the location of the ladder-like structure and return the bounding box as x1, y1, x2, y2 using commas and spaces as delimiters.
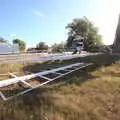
0, 62, 92, 101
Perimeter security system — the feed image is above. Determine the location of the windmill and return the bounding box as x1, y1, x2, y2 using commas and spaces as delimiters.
113, 15, 120, 52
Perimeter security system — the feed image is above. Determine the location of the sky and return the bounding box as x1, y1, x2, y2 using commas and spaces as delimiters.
0, 0, 120, 48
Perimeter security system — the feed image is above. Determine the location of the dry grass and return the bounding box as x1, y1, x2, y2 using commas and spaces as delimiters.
0, 54, 120, 120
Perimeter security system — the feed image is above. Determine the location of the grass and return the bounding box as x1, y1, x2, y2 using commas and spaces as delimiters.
0, 54, 120, 120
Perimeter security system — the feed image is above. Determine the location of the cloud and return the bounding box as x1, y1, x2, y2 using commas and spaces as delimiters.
33, 10, 44, 17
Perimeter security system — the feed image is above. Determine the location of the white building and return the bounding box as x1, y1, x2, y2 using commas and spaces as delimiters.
0, 43, 19, 54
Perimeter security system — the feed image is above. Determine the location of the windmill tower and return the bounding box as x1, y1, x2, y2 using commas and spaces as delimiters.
113, 15, 120, 52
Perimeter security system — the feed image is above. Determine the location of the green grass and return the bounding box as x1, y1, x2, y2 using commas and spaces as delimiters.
0, 54, 120, 120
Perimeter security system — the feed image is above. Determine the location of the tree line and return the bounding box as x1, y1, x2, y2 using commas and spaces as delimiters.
0, 17, 103, 52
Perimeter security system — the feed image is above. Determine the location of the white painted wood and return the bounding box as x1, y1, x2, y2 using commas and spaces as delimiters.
0, 63, 92, 101
0, 74, 36, 88
8, 72, 17, 78
5, 63, 92, 101
52, 72, 63, 75
37, 75, 52, 81
51, 63, 92, 80
0, 91, 7, 101
0, 63, 83, 88
19, 80, 33, 88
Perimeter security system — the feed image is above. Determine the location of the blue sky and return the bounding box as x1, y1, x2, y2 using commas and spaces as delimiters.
0, 0, 120, 48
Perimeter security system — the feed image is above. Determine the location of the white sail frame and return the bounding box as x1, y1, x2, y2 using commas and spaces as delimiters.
0, 63, 92, 101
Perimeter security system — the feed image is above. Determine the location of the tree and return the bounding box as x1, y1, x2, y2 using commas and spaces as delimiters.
36, 42, 48, 51
0, 37, 7, 43
66, 17, 103, 51
52, 42, 65, 52
13, 39, 26, 51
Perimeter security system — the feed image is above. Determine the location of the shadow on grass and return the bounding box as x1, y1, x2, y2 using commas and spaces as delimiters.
21, 54, 120, 85
20, 54, 120, 95
22, 54, 120, 72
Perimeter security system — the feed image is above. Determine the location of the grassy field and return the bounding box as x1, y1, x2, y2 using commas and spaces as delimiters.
0, 54, 120, 120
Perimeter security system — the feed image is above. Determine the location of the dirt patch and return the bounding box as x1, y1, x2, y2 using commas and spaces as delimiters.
65, 67, 76, 71
26, 77, 46, 86
0, 82, 30, 98
43, 73, 59, 79
56, 70, 69, 74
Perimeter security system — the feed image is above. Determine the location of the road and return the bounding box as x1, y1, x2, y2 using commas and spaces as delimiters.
0, 53, 101, 65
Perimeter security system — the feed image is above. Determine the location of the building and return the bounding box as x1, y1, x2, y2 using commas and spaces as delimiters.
0, 43, 19, 54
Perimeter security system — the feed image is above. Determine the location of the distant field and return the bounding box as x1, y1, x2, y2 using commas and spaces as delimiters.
0, 54, 120, 120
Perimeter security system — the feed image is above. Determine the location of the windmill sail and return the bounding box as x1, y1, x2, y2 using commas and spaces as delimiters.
113, 15, 120, 52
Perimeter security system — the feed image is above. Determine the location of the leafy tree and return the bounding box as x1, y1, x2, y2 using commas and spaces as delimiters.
36, 42, 48, 50
66, 17, 103, 51
52, 42, 65, 52
0, 37, 7, 43
13, 39, 26, 51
